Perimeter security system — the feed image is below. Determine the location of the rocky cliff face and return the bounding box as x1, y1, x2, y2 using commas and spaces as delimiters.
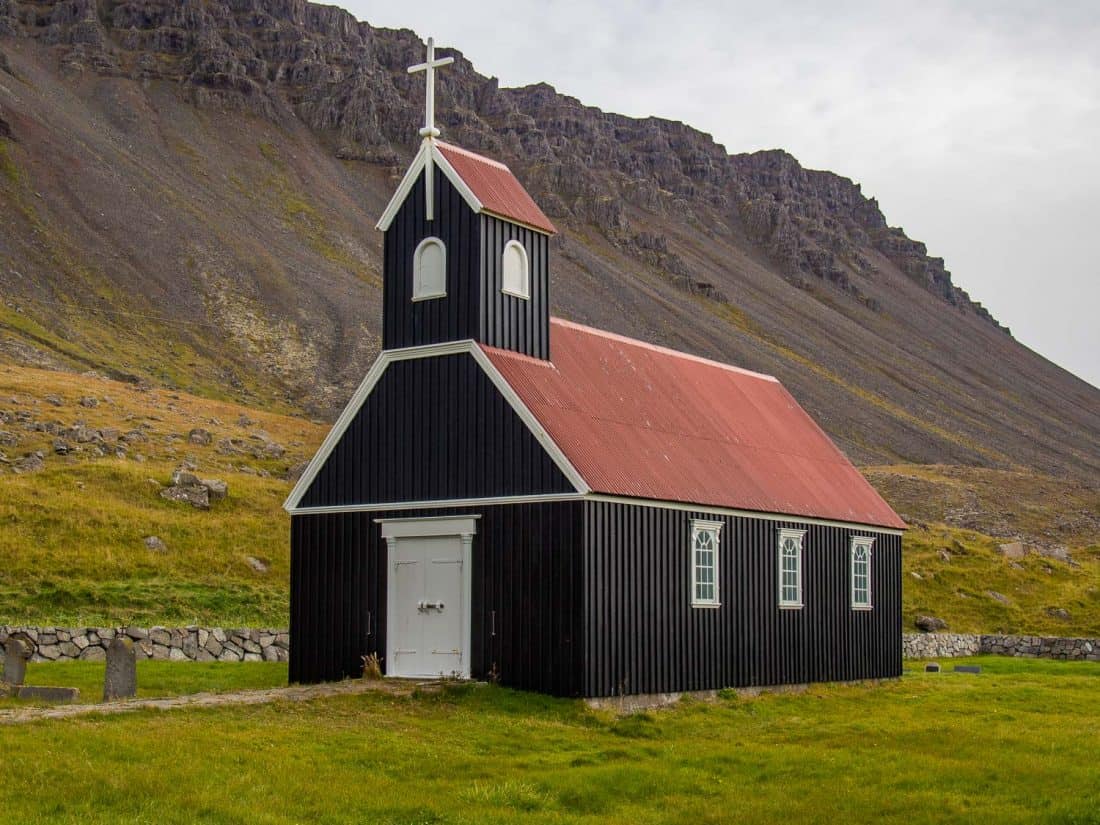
1, 0, 1097, 481
0, 0, 1002, 328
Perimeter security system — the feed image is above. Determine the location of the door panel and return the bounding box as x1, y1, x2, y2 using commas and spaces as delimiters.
389, 535, 465, 677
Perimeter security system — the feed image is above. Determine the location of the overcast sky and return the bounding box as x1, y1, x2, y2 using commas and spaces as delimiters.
344, 0, 1099, 388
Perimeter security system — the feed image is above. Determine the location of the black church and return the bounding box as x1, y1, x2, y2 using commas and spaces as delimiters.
284, 39, 906, 698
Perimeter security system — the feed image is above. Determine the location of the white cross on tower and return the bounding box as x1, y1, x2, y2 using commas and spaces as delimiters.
408, 37, 454, 139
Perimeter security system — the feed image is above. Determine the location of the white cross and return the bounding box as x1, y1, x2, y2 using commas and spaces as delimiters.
408, 37, 454, 139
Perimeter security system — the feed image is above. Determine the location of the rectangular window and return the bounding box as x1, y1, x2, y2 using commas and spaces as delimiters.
691, 519, 722, 608
851, 537, 874, 609
778, 528, 806, 608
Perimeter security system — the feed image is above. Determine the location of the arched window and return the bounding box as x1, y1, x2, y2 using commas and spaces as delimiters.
501, 240, 530, 299
413, 237, 446, 300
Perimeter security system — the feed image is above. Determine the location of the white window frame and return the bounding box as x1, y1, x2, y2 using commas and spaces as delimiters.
777, 528, 806, 609
501, 239, 530, 299
412, 236, 447, 301
690, 519, 722, 608
850, 537, 874, 610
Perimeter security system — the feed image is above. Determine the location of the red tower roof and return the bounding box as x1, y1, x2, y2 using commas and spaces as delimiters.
435, 142, 557, 235
481, 318, 906, 530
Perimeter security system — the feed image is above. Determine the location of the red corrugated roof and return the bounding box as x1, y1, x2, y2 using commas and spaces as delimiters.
435, 142, 557, 235
481, 318, 906, 530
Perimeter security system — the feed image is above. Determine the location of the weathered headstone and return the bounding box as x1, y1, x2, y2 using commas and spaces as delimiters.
925, 662, 941, 673
15, 685, 79, 703
103, 636, 137, 701
954, 665, 982, 674
2, 637, 31, 686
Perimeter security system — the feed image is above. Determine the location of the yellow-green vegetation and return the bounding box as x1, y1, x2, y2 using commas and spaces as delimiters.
0, 365, 325, 627
2, 364, 1096, 636
0, 657, 1097, 823
259, 141, 377, 281
0, 661, 286, 708
902, 524, 1100, 635
0, 138, 22, 184
867, 464, 1100, 635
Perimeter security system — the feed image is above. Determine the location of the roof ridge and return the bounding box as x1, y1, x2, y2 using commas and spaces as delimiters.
549, 317, 778, 383
435, 140, 511, 171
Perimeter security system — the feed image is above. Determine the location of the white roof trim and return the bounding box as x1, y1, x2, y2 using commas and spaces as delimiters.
375, 141, 484, 232
288, 493, 585, 516
282, 340, 588, 512
587, 494, 906, 536
290, 492, 904, 534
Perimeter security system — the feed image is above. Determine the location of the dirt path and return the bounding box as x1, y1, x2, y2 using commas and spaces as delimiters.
0, 678, 440, 725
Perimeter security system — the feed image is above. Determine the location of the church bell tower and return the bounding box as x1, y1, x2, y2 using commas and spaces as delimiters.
375, 38, 557, 360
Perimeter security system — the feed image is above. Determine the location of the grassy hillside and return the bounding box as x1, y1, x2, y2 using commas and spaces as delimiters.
1, 658, 1098, 823
0, 365, 325, 626
1, 364, 1097, 634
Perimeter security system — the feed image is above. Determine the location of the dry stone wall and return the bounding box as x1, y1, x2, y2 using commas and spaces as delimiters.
904, 633, 1099, 661
3, 628, 1097, 665
0, 626, 288, 664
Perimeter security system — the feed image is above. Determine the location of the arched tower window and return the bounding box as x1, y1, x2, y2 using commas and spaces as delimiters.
413, 237, 447, 300
501, 240, 530, 299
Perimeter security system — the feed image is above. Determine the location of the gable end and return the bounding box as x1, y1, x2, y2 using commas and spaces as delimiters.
285, 343, 587, 511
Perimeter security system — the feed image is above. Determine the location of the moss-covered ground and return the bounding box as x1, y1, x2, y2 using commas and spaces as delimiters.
0, 657, 1096, 823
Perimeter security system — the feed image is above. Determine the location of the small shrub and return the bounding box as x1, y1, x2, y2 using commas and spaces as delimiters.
361, 652, 383, 681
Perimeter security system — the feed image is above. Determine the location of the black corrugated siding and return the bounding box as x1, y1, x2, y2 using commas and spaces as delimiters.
479, 215, 550, 359
383, 166, 480, 349
290, 502, 585, 695
582, 500, 902, 697
299, 353, 574, 507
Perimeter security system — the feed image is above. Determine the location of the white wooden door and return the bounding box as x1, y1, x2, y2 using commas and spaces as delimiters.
388, 535, 465, 678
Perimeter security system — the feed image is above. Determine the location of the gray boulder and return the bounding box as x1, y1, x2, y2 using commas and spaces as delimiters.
915, 615, 947, 633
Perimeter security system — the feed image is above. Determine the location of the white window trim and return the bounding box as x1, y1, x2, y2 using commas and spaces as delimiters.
412, 236, 447, 301
777, 528, 806, 609
850, 536, 874, 610
691, 519, 723, 608
501, 239, 530, 300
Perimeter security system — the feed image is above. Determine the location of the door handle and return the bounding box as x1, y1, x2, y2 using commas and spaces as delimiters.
417, 600, 445, 612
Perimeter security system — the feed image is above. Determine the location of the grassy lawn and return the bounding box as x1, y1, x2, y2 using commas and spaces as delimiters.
1, 657, 1097, 823
0, 661, 287, 707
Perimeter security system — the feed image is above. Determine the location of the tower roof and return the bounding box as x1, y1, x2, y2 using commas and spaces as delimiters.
376, 140, 557, 235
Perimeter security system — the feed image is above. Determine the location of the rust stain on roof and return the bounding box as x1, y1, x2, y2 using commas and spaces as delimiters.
481, 318, 906, 530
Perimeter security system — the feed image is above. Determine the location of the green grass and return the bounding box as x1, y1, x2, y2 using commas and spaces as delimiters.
1, 661, 286, 707
0, 366, 324, 627
0, 657, 1097, 823
902, 524, 1100, 636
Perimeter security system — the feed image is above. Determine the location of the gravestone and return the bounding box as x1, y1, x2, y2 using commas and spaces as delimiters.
2, 637, 31, 686
104, 636, 137, 701
954, 665, 982, 674
925, 662, 941, 673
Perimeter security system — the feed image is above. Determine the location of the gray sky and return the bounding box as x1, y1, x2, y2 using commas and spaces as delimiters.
344, 0, 1099, 389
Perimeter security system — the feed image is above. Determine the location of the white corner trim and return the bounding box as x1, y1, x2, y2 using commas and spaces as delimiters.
376, 515, 479, 539
283, 341, 588, 512
375, 140, 431, 232
469, 346, 590, 494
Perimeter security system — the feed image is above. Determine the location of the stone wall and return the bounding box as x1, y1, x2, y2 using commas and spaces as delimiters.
0, 626, 288, 664
902, 633, 982, 659
4, 628, 1097, 666
904, 633, 1099, 661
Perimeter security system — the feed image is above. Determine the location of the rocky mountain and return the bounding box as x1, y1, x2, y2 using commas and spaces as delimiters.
0, 0, 1097, 481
